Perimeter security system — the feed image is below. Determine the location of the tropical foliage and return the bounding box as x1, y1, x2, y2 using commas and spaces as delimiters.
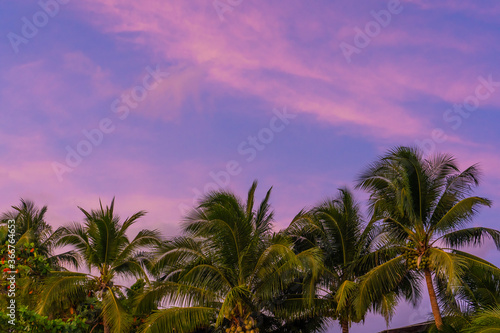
355, 146, 500, 330
37, 198, 161, 333
286, 188, 407, 333
0, 200, 78, 311
0, 306, 89, 332
464, 306, 500, 332
0, 199, 78, 270
136, 181, 323, 333
0, 146, 499, 333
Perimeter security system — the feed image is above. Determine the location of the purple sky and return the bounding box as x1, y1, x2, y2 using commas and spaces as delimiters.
2, 1, 500, 332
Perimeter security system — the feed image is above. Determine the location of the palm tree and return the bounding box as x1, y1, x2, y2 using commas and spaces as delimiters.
0, 199, 78, 310
38, 198, 161, 333
136, 181, 322, 333
1, 199, 49, 245
355, 146, 500, 330
286, 188, 409, 333
0, 199, 77, 268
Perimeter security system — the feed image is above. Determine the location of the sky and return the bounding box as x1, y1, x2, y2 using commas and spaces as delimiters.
1, 0, 500, 332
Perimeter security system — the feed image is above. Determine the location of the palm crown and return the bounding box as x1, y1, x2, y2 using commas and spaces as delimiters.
287, 188, 403, 333
137, 181, 322, 333
0, 199, 77, 268
355, 146, 500, 330
38, 198, 161, 333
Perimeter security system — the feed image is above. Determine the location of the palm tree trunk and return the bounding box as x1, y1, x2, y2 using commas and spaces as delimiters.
424, 268, 443, 330
341, 319, 349, 333
103, 310, 110, 333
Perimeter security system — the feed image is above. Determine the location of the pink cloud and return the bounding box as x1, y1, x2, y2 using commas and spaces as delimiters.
64, 1, 432, 139
1, 54, 118, 129
65, 0, 500, 144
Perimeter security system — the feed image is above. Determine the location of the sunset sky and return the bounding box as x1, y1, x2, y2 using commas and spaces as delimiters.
1, 1, 500, 331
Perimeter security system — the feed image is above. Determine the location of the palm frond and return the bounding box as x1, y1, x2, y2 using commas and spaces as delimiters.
463, 306, 500, 333
438, 227, 500, 250
139, 307, 215, 333
432, 197, 492, 236
334, 280, 357, 313
428, 248, 467, 289
102, 286, 133, 333
355, 255, 407, 316
37, 272, 91, 314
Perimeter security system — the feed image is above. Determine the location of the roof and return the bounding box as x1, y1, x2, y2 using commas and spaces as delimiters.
378, 321, 434, 333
